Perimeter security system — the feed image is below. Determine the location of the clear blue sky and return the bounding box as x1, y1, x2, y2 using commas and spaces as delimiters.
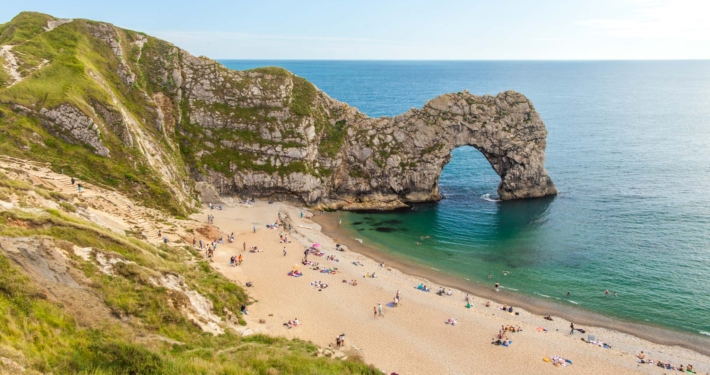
2, 0, 708, 59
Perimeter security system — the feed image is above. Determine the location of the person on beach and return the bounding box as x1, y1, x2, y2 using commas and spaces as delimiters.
378, 302, 383, 317
253, 225, 256, 233
494, 282, 499, 292
300, 211, 304, 218
199, 239, 203, 249
71, 177, 75, 185
485, 301, 491, 307
238, 254, 243, 265
283, 247, 287, 256
569, 322, 575, 335
373, 306, 377, 318
243, 242, 246, 252
192, 238, 196, 247
637, 351, 646, 363
158, 230, 161, 237
163, 237, 168, 244
77, 183, 82, 192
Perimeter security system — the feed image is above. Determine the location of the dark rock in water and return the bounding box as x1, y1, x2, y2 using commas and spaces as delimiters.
351, 221, 363, 225
374, 219, 403, 226
357, 228, 365, 232
375, 227, 397, 233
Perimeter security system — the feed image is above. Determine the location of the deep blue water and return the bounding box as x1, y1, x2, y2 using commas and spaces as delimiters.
221, 60, 710, 336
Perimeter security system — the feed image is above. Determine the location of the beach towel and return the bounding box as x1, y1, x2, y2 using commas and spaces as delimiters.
502, 340, 512, 347
288, 272, 303, 277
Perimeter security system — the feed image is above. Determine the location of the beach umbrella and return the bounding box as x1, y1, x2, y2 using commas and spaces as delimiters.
312, 243, 321, 248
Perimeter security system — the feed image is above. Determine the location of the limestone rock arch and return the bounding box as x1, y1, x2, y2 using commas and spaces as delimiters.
330, 90, 557, 208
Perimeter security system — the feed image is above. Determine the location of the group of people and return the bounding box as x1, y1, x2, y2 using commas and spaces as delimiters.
436, 287, 453, 296
284, 318, 301, 328
416, 283, 431, 292
207, 203, 223, 210
492, 324, 519, 346
335, 333, 346, 348
637, 351, 695, 372
310, 280, 329, 291
229, 254, 243, 266
207, 214, 215, 224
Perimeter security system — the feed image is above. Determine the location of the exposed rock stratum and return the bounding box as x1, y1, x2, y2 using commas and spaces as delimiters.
0, 12, 556, 211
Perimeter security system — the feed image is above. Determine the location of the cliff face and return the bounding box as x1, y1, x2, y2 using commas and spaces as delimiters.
0, 12, 556, 211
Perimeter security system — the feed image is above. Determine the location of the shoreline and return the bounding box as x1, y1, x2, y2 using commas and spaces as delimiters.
311, 211, 710, 358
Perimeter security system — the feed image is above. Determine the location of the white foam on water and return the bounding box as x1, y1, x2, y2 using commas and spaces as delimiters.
430, 267, 439, 271
700, 331, 710, 337
480, 193, 501, 202
567, 300, 580, 305
535, 292, 551, 298
501, 286, 518, 291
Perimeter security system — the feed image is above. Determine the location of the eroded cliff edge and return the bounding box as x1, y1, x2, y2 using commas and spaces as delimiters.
0, 12, 556, 211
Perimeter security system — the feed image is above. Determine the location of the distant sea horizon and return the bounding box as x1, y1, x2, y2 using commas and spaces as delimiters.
220, 60, 710, 338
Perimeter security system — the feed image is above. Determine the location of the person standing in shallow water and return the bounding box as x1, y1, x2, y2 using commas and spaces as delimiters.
494, 282, 499, 292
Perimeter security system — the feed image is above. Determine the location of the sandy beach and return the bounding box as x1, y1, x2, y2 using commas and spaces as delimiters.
194, 200, 710, 375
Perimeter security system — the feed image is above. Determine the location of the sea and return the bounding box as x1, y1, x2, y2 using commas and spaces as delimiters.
221, 60, 710, 337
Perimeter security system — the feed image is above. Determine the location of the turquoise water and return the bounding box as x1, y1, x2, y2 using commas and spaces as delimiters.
221, 61, 710, 336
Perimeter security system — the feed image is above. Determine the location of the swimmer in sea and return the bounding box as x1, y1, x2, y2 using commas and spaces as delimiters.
604, 290, 610, 295
613, 292, 617, 297
566, 292, 571, 296
503, 270, 509, 276
487, 274, 492, 279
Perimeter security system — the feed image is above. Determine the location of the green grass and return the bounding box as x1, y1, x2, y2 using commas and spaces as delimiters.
318, 119, 348, 158
0, 12, 54, 46
290, 76, 316, 117
0, 175, 376, 374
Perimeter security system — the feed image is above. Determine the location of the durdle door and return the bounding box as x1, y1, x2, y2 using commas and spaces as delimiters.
0, 13, 556, 211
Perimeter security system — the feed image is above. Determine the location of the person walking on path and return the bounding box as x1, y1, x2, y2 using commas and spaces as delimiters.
77, 183, 82, 192
569, 322, 575, 335
71, 177, 75, 185
377, 302, 383, 317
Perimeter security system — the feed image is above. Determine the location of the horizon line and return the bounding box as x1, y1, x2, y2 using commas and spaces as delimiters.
214, 58, 710, 62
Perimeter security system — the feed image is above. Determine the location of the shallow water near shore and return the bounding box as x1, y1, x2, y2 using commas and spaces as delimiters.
221, 60, 710, 337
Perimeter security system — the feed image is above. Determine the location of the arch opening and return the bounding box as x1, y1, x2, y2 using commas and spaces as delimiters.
438, 146, 501, 202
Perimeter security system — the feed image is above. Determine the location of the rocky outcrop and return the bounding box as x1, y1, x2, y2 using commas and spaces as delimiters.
86, 23, 135, 86
39, 104, 110, 157
1, 14, 556, 211
151, 49, 557, 208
